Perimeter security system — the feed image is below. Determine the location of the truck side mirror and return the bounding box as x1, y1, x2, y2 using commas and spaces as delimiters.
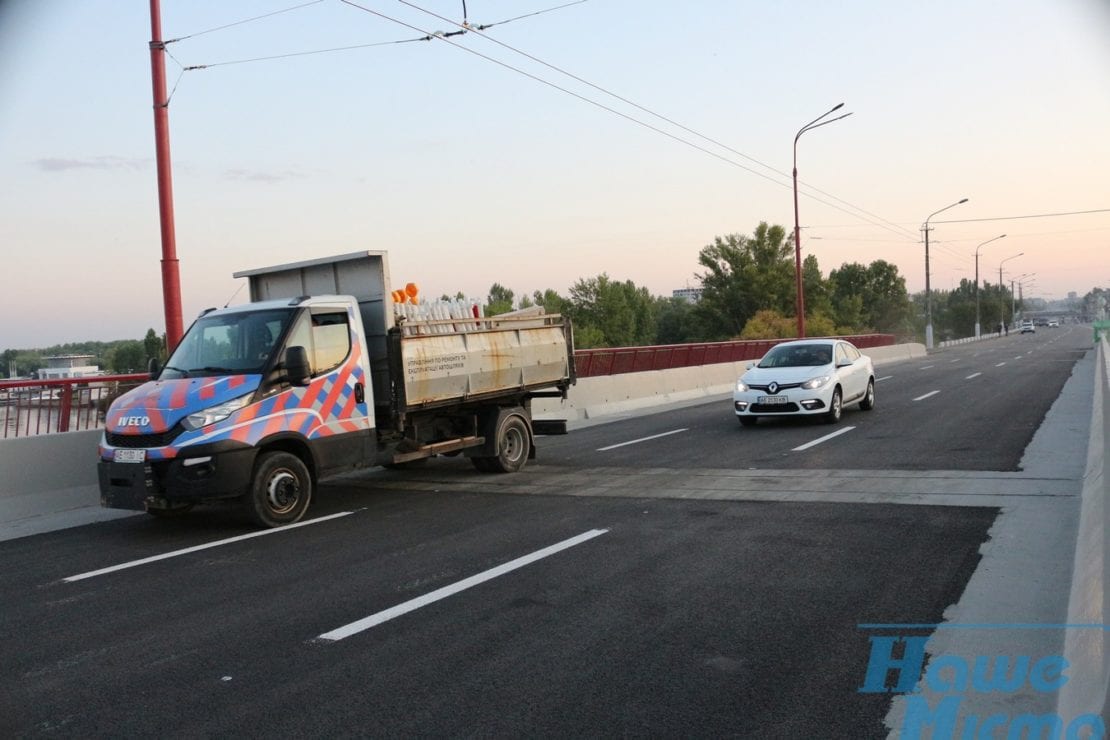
148, 357, 162, 379
284, 346, 311, 385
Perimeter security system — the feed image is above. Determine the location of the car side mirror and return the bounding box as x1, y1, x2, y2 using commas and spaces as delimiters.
284, 346, 311, 385
746, 362, 756, 370
147, 356, 162, 379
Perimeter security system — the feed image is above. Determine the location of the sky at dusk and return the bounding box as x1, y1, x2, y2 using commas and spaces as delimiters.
1, 0, 1109, 347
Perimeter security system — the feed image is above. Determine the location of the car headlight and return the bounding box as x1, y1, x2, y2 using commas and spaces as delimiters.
736, 379, 749, 392
801, 375, 831, 390
182, 394, 253, 431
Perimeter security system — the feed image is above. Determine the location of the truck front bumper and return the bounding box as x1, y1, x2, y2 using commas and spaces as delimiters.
98, 444, 257, 511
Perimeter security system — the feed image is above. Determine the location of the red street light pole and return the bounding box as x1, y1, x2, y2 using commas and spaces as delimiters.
974, 234, 1006, 338
148, 0, 184, 351
793, 103, 852, 339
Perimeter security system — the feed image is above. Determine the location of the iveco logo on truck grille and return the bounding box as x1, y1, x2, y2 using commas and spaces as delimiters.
121, 416, 150, 427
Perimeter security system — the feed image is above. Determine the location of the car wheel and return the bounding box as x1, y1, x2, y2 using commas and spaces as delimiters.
824, 387, 843, 424
859, 379, 875, 411
738, 416, 757, 427
244, 451, 312, 528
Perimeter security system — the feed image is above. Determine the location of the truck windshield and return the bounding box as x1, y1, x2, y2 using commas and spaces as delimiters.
162, 308, 295, 379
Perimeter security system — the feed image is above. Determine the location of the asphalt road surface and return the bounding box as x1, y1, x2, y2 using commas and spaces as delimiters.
0, 325, 1092, 737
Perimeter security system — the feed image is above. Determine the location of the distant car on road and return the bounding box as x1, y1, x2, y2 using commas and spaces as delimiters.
1020, 320, 1036, 334
1047, 320, 1059, 328
733, 339, 875, 426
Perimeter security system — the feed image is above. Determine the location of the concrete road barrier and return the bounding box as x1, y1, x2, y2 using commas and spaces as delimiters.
0, 429, 136, 541
1057, 333, 1109, 720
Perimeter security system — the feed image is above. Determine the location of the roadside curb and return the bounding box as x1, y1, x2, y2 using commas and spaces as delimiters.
1057, 334, 1109, 720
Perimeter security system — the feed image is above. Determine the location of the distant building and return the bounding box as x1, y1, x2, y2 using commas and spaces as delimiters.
38, 355, 100, 380
672, 287, 703, 304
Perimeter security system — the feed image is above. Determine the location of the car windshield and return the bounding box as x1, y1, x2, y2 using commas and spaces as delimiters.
757, 344, 833, 369
161, 308, 295, 379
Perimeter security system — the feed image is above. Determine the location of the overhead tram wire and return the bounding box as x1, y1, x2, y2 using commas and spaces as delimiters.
932, 208, 1110, 224
395, 0, 919, 243
177, 37, 431, 71
155, 2, 590, 93
165, 0, 327, 44
339, 0, 919, 243
470, 0, 592, 31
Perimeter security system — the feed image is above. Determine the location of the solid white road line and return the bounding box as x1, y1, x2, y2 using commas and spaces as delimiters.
966, 372, 982, 379
63, 511, 355, 583
914, 391, 941, 401
792, 426, 856, 452
597, 428, 688, 451
877, 376, 893, 382
316, 529, 609, 642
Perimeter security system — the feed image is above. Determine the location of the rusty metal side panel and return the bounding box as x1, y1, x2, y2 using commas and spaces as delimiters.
400, 327, 569, 408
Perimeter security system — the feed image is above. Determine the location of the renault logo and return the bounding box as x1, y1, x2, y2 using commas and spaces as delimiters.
768, 382, 779, 394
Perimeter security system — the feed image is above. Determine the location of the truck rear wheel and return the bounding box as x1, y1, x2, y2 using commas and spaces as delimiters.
245, 451, 312, 527
473, 414, 530, 473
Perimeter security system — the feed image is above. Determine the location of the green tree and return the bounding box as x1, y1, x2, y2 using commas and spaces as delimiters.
485, 283, 515, 316
142, 328, 165, 363
108, 341, 145, 373
564, 274, 657, 348
655, 297, 699, 344
828, 260, 912, 335
802, 254, 832, 320
533, 289, 567, 316
739, 310, 795, 339
694, 223, 795, 339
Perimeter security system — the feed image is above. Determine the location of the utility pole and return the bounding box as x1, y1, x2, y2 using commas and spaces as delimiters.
922, 198, 968, 349
149, 0, 184, 350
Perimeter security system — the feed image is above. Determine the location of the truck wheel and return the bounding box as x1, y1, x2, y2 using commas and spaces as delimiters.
245, 451, 312, 527
493, 414, 530, 473
480, 414, 531, 473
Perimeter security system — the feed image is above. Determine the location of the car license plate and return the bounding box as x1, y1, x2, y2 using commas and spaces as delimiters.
113, 448, 146, 464
758, 395, 788, 405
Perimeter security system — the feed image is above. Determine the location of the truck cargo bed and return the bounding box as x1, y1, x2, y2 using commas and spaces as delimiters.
391, 315, 573, 411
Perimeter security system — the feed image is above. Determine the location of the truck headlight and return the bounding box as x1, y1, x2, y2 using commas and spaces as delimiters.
801, 375, 831, 390
182, 394, 252, 431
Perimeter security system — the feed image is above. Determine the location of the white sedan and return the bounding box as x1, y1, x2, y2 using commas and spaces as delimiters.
733, 339, 875, 426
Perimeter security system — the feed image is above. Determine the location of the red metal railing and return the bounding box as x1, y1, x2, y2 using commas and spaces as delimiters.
0, 374, 148, 439
573, 334, 895, 378
0, 334, 896, 437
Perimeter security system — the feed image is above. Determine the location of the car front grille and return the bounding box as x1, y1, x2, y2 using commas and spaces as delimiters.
749, 382, 803, 392
106, 427, 184, 448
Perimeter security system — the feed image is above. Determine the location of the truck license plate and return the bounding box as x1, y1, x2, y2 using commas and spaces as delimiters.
113, 449, 146, 464
758, 395, 788, 405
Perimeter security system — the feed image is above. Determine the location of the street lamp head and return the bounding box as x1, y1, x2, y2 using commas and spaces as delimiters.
958, 198, 969, 204
831, 102, 844, 111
